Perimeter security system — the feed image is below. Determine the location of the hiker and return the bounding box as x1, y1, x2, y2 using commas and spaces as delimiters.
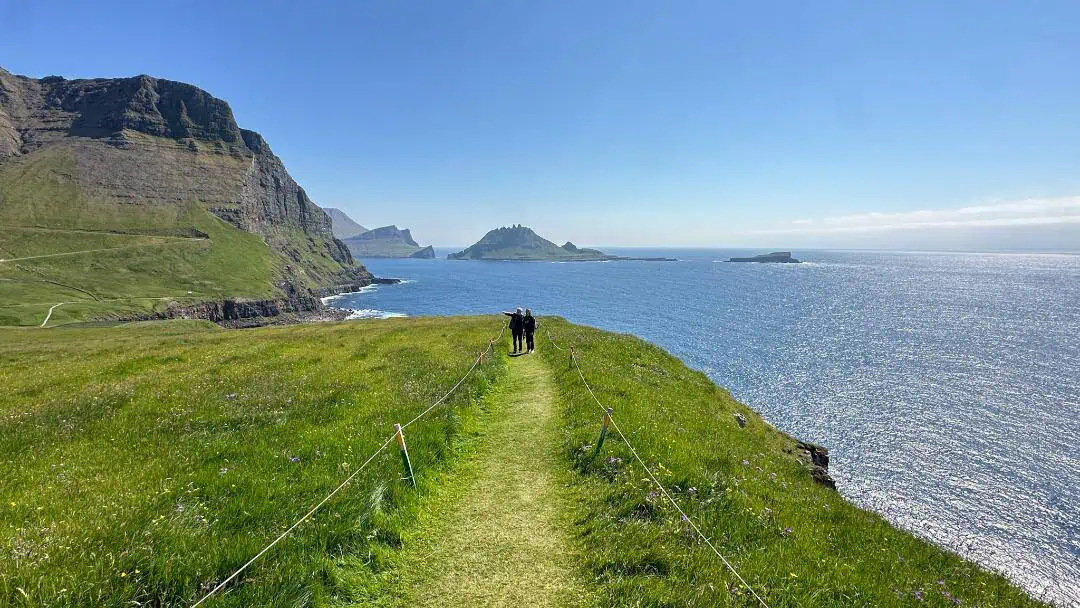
523, 309, 537, 353
504, 307, 525, 353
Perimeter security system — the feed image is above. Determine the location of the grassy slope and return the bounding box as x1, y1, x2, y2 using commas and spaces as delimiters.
0, 210, 279, 326
537, 318, 1046, 607
351, 354, 593, 608
0, 317, 1050, 607
0, 317, 505, 607
0, 147, 191, 236
0, 147, 288, 326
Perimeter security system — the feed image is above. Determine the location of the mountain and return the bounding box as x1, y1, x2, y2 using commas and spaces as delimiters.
342, 225, 435, 259
0, 67, 370, 325
449, 225, 615, 261
324, 207, 367, 239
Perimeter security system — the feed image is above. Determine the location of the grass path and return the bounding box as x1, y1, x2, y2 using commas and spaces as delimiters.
376, 353, 592, 608
0, 239, 204, 263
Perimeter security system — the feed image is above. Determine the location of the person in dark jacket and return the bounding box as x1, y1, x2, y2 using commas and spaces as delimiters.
504, 307, 525, 353
523, 309, 537, 353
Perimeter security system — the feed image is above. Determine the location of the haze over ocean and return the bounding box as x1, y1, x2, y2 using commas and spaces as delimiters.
327, 249, 1080, 606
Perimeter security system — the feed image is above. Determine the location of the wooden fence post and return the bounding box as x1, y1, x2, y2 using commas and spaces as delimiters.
591, 407, 613, 459
394, 423, 416, 488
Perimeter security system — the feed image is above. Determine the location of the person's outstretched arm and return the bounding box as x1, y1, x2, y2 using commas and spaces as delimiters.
503, 311, 514, 316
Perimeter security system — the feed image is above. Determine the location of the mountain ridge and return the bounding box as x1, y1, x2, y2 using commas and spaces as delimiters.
324, 207, 368, 239
0, 67, 370, 325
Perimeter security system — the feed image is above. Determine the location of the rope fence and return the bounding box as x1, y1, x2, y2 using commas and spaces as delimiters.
191, 321, 767, 606
191, 321, 506, 607
546, 328, 771, 608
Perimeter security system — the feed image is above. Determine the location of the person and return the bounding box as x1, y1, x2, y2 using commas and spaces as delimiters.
503, 307, 525, 353
523, 309, 537, 353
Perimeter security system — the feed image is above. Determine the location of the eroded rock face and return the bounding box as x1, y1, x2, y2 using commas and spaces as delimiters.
797, 440, 836, 490
0, 69, 246, 155
0, 66, 371, 299
341, 225, 433, 258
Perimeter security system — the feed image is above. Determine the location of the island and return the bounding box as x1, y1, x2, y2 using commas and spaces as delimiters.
449, 226, 676, 261
727, 251, 802, 263
341, 225, 436, 259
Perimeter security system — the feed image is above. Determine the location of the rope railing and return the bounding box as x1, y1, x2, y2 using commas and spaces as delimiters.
546, 328, 771, 608
191, 433, 396, 607
191, 321, 506, 607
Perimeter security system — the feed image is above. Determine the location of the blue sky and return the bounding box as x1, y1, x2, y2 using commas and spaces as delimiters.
3, 1, 1080, 249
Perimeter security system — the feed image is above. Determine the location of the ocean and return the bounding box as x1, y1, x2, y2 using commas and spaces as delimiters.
325, 249, 1080, 606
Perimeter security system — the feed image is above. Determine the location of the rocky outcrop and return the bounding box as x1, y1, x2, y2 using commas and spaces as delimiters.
796, 440, 836, 490
728, 251, 802, 263
0, 69, 247, 156
410, 245, 435, 259
450, 226, 614, 261
449, 226, 675, 262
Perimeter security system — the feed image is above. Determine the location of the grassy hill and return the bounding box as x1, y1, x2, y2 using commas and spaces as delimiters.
449, 226, 614, 261
0, 68, 371, 327
0, 193, 281, 327
0, 317, 1046, 607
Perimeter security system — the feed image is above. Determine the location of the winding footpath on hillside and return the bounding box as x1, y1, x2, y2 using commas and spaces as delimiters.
377, 354, 593, 607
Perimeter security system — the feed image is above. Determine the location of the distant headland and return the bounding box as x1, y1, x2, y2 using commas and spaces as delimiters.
450, 225, 676, 261
727, 251, 802, 263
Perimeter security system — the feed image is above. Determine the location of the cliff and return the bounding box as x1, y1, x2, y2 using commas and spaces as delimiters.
342, 224, 434, 258
0, 67, 370, 324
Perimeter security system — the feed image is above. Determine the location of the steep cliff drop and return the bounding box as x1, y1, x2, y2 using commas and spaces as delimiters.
0, 67, 371, 325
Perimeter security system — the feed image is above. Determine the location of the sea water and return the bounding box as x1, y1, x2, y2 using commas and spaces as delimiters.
328, 249, 1080, 605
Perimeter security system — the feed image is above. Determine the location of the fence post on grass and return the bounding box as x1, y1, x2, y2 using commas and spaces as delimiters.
591, 407, 614, 460
569, 345, 575, 366
393, 423, 416, 488
479, 350, 485, 364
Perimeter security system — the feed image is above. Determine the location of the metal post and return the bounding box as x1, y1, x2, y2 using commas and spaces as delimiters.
569, 345, 575, 366
591, 408, 613, 459
394, 423, 416, 488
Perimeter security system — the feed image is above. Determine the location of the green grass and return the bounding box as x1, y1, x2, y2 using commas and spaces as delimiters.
348, 353, 593, 608
537, 319, 1047, 607
0, 208, 281, 326
0, 147, 194, 236
0, 317, 1050, 607
0, 141, 361, 326
0, 227, 179, 261
0, 316, 506, 607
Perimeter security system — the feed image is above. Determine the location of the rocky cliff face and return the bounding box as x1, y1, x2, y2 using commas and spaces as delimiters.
341, 224, 433, 258
0, 67, 370, 308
